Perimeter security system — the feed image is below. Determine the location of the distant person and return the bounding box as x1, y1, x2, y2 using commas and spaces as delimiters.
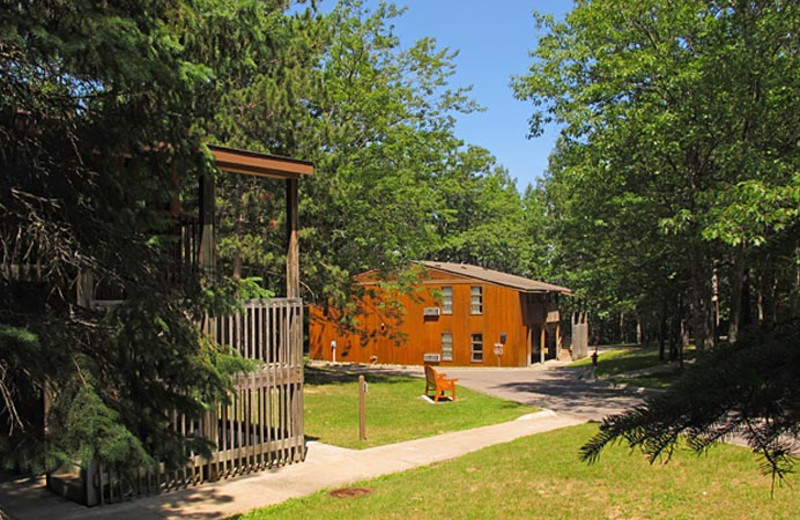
590, 336, 599, 379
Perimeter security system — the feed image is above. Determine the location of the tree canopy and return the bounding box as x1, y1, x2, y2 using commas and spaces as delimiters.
0, 0, 290, 473
1, 0, 545, 476
515, 0, 800, 478
206, 0, 544, 308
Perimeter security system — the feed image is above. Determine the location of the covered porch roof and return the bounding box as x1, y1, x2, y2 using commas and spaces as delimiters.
208, 145, 313, 179
199, 145, 313, 299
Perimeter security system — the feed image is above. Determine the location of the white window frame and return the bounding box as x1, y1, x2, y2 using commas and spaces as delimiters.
441, 286, 453, 315
441, 332, 453, 362
470, 285, 483, 315
471, 333, 483, 362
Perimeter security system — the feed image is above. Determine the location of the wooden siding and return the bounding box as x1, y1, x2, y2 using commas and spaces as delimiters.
310, 267, 560, 367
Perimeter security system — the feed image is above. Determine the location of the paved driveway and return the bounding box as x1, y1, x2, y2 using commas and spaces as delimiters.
343, 359, 648, 422
439, 365, 647, 422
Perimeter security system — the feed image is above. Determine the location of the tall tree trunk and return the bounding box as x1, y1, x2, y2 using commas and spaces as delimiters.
757, 255, 776, 328
659, 300, 667, 361
712, 259, 720, 331
680, 313, 691, 369
670, 293, 683, 361
636, 315, 643, 345
690, 251, 716, 351
669, 320, 678, 360
728, 247, 745, 344
796, 242, 800, 288
741, 268, 753, 330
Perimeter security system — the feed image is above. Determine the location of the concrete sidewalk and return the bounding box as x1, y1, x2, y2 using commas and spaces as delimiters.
0, 410, 584, 520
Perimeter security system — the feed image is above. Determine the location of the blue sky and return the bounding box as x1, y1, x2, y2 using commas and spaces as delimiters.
350, 0, 575, 191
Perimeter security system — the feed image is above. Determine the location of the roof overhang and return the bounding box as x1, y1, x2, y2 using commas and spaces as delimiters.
208, 144, 313, 179
419, 261, 574, 296
519, 288, 574, 296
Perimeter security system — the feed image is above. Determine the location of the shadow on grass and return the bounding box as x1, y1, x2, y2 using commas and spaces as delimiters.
571, 345, 697, 379
610, 369, 685, 389
304, 365, 416, 386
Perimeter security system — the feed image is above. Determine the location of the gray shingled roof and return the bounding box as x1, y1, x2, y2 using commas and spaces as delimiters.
420, 261, 573, 295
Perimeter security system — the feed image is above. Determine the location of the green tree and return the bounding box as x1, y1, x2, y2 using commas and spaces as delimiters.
515, 0, 800, 475
205, 1, 535, 309
0, 0, 281, 474
434, 145, 533, 275
297, 0, 475, 302
581, 321, 800, 485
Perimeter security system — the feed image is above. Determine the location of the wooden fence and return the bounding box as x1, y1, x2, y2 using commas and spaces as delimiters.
85, 298, 305, 505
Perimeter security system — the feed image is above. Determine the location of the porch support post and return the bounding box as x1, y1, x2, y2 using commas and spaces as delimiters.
77, 270, 94, 308
286, 178, 300, 298
526, 327, 532, 367
198, 171, 216, 274
540, 327, 546, 364
556, 319, 562, 358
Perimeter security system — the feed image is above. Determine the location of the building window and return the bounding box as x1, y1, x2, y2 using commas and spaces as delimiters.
441, 333, 453, 361
441, 286, 453, 314
471, 333, 483, 362
470, 286, 483, 314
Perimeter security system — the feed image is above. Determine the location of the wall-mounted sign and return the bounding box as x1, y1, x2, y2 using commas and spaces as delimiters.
493, 343, 504, 356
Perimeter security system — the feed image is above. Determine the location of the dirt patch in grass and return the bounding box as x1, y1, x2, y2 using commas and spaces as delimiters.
328, 487, 373, 499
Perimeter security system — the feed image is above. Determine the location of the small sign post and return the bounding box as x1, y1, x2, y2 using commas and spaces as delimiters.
494, 343, 504, 367
358, 375, 367, 441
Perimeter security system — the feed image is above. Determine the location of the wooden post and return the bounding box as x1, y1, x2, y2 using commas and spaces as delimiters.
358, 375, 367, 441
556, 320, 562, 358
286, 178, 299, 298
198, 171, 216, 274
540, 327, 546, 364
84, 460, 101, 506
76, 270, 94, 308
233, 177, 243, 279
526, 327, 533, 366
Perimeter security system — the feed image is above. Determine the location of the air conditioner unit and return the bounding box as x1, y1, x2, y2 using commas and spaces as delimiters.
423, 307, 441, 317
423, 353, 441, 363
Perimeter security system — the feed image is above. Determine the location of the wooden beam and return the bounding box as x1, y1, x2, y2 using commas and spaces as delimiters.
208, 145, 313, 180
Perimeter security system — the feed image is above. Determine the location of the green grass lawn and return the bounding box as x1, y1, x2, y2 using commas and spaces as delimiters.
571, 345, 695, 388
231, 423, 799, 520
304, 366, 539, 449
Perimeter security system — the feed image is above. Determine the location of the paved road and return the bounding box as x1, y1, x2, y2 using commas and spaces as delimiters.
350, 359, 649, 422
439, 365, 647, 421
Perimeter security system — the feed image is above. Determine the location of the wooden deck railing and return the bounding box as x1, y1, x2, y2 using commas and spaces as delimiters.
89, 298, 305, 505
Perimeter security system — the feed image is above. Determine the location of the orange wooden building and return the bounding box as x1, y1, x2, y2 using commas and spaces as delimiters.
309, 261, 574, 367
